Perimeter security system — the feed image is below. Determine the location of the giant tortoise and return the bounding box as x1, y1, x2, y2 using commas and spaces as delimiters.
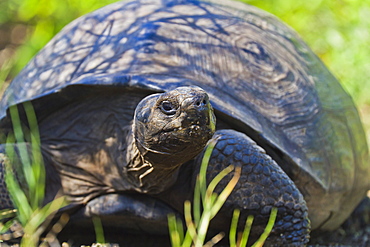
0, 0, 369, 245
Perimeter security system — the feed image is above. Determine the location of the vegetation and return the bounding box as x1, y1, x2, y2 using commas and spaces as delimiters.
0, 102, 68, 246
245, 0, 370, 104
0, 0, 368, 246
244, 0, 370, 145
168, 140, 277, 247
0, 59, 68, 246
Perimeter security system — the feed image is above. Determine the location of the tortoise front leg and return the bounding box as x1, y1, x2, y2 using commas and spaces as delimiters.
68, 192, 180, 235
196, 129, 311, 245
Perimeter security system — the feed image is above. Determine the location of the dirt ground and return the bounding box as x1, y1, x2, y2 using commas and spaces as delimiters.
307, 196, 370, 247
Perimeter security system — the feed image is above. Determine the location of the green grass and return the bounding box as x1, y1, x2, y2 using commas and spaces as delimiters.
243, 0, 370, 145
0, 60, 67, 247
0, 102, 67, 246
0, 0, 118, 74
168, 140, 277, 247
244, 0, 370, 105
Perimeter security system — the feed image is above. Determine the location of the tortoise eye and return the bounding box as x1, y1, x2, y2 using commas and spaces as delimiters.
160, 101, 176, 115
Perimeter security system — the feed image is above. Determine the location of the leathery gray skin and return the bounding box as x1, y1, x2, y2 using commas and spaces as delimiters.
0, 0, 369, 246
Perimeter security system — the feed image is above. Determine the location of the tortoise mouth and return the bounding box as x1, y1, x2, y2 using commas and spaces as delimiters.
162, 124, 200, 133
172, 124, 212, 139
159, 119, 213, 143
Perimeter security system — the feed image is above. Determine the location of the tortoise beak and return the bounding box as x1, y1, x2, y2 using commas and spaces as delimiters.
176, 92, 215, 141
180, 93, 211, 126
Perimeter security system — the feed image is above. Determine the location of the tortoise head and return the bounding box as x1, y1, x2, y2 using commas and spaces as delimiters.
133, 86, 216, 168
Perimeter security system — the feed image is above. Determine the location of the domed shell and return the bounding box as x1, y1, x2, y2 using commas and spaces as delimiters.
0, 0, 368, 230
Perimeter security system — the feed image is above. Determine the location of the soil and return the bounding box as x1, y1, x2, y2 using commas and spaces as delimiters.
308, 196, 370, 247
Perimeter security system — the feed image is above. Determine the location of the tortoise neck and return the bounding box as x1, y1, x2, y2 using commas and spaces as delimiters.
124, 128, 181, 194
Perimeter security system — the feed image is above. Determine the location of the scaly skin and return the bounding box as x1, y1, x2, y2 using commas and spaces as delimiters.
203, 130, 310, 245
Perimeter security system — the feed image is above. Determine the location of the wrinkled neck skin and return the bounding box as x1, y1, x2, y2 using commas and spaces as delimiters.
123, 127, 182, 194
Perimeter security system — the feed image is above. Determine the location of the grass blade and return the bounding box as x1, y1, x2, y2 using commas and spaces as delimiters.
183, 200, 197, 245
251, 208, 277, 247
239, 215, 254, 247
23, 102, 45, 209
229, 209, 240, 247
168, 213, 185, 247
193, 175, 201, 227
199, 139, 217, 204
92, 216, 105, 244
210, 166, 241, 218
8, 105, 33, 190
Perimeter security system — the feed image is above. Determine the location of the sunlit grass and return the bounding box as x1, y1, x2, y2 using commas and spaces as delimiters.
0, 61, 68, 246
168, 140, 277, 247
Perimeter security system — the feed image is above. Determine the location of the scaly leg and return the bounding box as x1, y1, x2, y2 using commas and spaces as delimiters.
195, 129, 310, 245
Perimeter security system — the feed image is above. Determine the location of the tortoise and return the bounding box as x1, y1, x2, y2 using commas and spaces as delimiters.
0, 0, 369, 245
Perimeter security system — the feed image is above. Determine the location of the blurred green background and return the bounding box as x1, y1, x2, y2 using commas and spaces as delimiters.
0, 0, 369, 145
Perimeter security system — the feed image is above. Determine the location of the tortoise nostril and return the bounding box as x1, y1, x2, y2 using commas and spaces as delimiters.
194, 98, 207, 108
